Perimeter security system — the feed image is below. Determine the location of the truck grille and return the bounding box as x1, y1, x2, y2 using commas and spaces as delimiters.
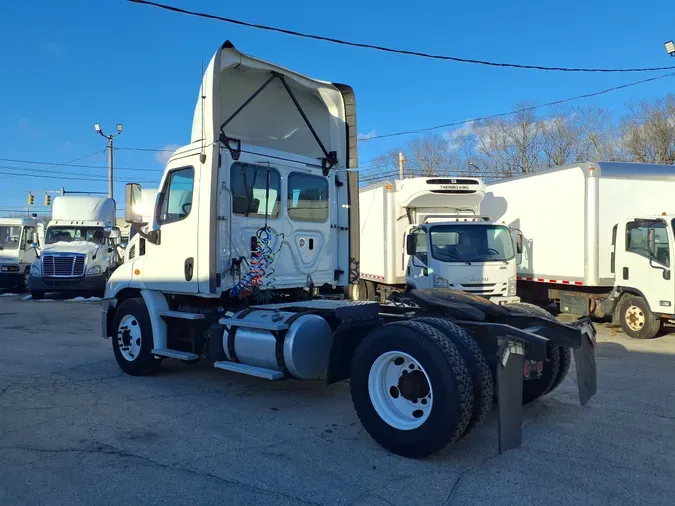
42, 255, 85, 277
460, 283, 507, 295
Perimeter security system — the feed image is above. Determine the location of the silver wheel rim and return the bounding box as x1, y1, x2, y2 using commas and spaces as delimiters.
368, 351, 433, 430
117, 314, 142, 361
625, 305, 646, 332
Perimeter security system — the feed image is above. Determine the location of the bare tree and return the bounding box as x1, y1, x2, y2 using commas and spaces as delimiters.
621, 94, 675, 164
405, 133, 457, 177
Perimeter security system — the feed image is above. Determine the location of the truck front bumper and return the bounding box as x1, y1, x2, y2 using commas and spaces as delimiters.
0, 272, 23, 288
489, 295, 521, 305
31, 274, 107, 293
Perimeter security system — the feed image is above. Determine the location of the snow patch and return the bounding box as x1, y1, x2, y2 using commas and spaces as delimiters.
0, 293, 19, 297
67, 296, 102, 302
22, 295, 32, 300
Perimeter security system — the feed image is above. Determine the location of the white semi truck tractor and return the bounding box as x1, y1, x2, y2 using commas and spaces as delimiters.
102, 40, 597, 458
482, 161, 675, 339
357, 177, 522, 304
30, 195, 121, 299
0, 217, 43, 292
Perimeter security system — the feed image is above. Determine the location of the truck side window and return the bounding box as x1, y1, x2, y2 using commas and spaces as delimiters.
159, 167, 194, 224
230, 163, 281, 219
626, 220, 670, 267
414, 229, 428, 265
287, 173, 329, 223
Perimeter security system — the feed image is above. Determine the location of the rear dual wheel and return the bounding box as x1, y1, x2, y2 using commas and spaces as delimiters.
504, 302, 572, 404
350, 320, 482, 458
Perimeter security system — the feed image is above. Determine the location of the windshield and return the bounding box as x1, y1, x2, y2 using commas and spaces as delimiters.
46, 227, 105, 245
0, 226, 22, 250
429, 224, 515, 262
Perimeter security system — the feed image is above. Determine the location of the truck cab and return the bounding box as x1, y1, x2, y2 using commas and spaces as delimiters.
30, 196, 121, 299
405, 219, 521, 304
605, 214, 675, 338
0, 217, 42, 292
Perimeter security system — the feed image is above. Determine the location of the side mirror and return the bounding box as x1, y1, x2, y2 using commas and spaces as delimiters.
406, 234, 416, 255
110, 227, 121, 240
103, 222, 112, 239
31, 242, 38, 250
516, 233, 523, 254
125, 183, 144, 224
648, 228, 656, 257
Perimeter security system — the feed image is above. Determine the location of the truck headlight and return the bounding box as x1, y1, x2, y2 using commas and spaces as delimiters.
433, 274, 449, 288
31, 263, 41, 275
508, 276, 517, 296
86, 265, 102, 276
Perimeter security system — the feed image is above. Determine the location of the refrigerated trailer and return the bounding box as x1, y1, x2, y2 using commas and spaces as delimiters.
482, 161, 675, 339
358, 177, 521, 304
102, 40, 596, 458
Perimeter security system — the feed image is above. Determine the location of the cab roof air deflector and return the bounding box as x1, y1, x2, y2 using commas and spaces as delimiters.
219, 71, 338, 176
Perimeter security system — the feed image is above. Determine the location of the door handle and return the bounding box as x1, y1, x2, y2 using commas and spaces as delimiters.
623, 267, 629, 280
185, 257, 194, 281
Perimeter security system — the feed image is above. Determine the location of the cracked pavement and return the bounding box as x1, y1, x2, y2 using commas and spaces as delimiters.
1, 295, 674, 505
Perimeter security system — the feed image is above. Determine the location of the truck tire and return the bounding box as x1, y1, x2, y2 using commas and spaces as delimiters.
112, 297, 162, 376
22, 268, 31, 293
504, 302, 563, 404
618, 295, 661, 339
412, 316, 493, 438
350, 320, 474, 458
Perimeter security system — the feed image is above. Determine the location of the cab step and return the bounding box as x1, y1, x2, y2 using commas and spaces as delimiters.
213, 360, 284, 380
151, 349, 200, 360
159, 310, 205, 320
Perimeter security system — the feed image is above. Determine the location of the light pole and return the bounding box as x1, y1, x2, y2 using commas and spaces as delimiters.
94, 123, 123, 199
665, 41, 675, 57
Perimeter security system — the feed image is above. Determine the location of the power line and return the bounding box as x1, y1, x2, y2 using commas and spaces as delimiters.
129, 0, 675, 74
115, 146, 174, 152
361, 71, 675, 141
0, 157, 163, 172
0, 169, 157, 183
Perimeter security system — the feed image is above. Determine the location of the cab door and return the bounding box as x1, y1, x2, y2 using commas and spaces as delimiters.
406, 228, 431, 288
142, 163, 200, 293
616, 219, 674, 311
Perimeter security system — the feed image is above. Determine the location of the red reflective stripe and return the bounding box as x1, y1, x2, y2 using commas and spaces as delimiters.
562, 280, 570, 284
575, 281, 583, 285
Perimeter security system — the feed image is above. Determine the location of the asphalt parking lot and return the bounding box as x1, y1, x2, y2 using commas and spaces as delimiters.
1, 293, 674, 505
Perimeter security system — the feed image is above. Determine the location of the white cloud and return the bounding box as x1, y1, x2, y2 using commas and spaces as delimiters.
154, 144, 181, 165
358, 130, 377, 140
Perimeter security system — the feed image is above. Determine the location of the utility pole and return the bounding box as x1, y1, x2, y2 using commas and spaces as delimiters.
398, 152, 406, 179
94, 122, 123, 199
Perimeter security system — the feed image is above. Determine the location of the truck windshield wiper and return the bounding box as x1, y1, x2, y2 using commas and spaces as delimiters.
436, 252, 471, 265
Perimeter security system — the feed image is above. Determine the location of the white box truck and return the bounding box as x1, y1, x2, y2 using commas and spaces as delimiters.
358, 177, 522, 304
482, 161, 675, 339
0, 217, 43, 292
30, 195, 121, 299
101, 40, 597, 459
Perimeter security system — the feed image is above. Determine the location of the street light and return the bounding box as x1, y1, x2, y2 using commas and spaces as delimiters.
94, 122, 124, 199
665, 41, 675, 56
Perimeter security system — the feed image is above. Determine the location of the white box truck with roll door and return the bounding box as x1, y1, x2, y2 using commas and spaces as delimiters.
482, 161, 675, 339
357, 177, 522, 304
102, 40, 597, 459
0, 217, 43, 292
30, 195, 122, 299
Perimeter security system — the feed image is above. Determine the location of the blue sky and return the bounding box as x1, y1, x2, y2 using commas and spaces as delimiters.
1, 0, 673, 216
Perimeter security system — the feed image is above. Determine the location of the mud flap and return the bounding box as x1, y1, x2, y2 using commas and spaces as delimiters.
496, 339, 525, 454
573, 326, 597, 406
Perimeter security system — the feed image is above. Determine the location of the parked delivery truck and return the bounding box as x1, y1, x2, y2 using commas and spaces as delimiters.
358, 177, 522, 304
102, 40, 597, 459
0, 217, 43, 292
482, 161, 675, 339
30, 195, 121, 299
